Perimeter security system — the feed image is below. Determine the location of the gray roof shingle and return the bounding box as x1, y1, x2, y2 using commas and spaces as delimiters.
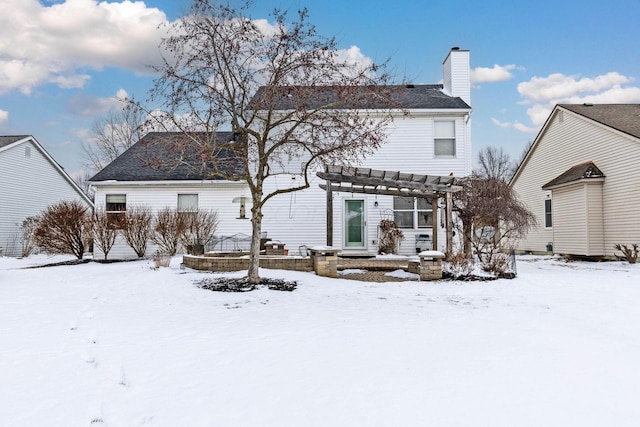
0, 135, 30, 149
542, 161, 605, 189
89, 132, 242, 182
250, 84, 471, 111
560, 104, 640, 139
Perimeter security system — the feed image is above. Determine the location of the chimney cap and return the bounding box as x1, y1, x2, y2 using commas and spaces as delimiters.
451, 46, 460, 51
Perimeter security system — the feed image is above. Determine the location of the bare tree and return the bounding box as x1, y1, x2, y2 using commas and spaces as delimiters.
137, 0, 396, 283
453, 176, 535, 275
121, 205, 154, 258
91, 209, 117, 260
476, 146, 517, 182
34, 201, 92, 259
73, 170, 96, 202
82, 106, 145, 173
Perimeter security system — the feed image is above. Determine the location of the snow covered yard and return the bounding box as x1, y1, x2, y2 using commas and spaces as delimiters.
1, 255, 639, 426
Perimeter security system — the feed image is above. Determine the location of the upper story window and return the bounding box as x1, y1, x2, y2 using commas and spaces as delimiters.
434, 120, 456, 157
393, 196, 433, 229
544, 198, 552, 228
178, 194, 198, 213
106, 194, 126, 226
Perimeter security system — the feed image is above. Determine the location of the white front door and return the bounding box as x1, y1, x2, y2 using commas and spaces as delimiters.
344, 199, 366, 248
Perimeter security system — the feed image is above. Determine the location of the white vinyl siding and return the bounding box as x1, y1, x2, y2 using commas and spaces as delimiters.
0, 139, 92, 257
93, 183, 250, 259
511, 107, 640, 256
584, 182, 605, 255
553, 185, 587, 255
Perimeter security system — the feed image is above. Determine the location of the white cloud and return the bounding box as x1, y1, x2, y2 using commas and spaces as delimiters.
491, 118, 511, 129
0, 0, 172, 95
517, 72, 631, 102
491, 117, 537, 134
471, 64, 520, 83
517, 71, 640, 126
512, 122, 537, 134
0, 109, 8, 125
66, 88, 130, 116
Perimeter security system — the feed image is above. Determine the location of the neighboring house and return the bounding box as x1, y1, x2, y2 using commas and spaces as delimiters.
0, 135, 94, 257
510, 104, 640, 257
90, 48, 472, 258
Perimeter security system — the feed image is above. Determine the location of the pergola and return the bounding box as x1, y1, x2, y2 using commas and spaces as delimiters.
317, 166, 463, 254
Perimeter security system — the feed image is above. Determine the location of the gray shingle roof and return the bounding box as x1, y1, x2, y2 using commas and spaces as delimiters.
542, 161, 605, 189
90, 132, 242, 182
250, 84, 471, 111
560, 104, 640, 139
0, 135, 30, 149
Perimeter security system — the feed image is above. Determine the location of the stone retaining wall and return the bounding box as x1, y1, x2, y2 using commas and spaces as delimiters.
183, 255, 313, 272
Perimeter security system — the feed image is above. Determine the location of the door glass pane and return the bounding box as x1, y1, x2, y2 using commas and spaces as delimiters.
345, 200, 364, 246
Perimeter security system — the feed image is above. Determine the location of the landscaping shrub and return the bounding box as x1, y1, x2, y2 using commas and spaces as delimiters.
180, 209, 219, 255
121, 205, 153, 258
151, 207, 184, 256
614, 243, 638, 264
33, 200, 92, 259
91, 209, 117, 260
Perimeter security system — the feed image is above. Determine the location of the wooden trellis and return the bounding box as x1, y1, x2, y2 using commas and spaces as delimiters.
317, 166, 462, 255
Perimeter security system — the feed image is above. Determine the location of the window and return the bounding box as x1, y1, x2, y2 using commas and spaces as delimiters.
393, 196, 414, 228
544, 198, 552, 228
106, 194, 126, 226
394, 197, 433, 229
417, 198, 434, 228
434, 121, 456, 157
177, 194, 198, 212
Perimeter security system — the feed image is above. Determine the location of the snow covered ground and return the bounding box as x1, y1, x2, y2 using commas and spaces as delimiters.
1, 254, 639, 426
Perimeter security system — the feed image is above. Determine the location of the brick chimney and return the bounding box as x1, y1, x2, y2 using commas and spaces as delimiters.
442, 47, 470, 106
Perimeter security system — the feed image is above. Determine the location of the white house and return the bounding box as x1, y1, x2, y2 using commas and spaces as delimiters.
91, 48, 472, 258
510, 104, 640, 257
0, 135, 94, 257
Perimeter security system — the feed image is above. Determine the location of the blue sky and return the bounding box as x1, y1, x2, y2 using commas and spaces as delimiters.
2, 0, 640, 177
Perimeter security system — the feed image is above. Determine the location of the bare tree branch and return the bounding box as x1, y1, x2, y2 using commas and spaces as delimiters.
132, 0, 398, 283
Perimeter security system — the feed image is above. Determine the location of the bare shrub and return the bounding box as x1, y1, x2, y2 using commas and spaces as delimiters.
20, 216, 40, 257
152, 207, 184, 256
614, 243, 638, 264
180, 209, 219, 255
443, 252, 474, 278
91, 209, 117, 260
34, 200, 92, 259
153, 250, 171, 268
378, 219, 404, 255
121, 205, 153, 258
